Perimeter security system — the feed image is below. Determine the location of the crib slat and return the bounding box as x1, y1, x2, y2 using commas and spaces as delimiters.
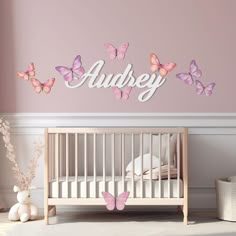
93, 133, 97, 198
55, 133, 59, 198
177, 133, 180, 198
140, 133, 143, 198
66, 133, 69, 198
122, 133, 125, 192
112, 133, 115, 196
84, 133, 88, 198
103, 134, 106, 191
168, 133, 171, 198
149, 133, 153, 198
159, 134, 162, 198
131, 133, 135, 198
59, 134, 63, 180
75, 133, 78, 197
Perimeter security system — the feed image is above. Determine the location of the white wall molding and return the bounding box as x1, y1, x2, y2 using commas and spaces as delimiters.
2, 112, 236, 130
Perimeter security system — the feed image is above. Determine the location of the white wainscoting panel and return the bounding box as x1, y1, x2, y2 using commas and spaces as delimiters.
1, 113, 236, 210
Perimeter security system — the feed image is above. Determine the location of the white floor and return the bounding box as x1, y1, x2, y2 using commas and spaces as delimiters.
1, 211, 236, 236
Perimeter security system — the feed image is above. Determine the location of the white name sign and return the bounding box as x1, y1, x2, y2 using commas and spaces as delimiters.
66, 60, 166, 102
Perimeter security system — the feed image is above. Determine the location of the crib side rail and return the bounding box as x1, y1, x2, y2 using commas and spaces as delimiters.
47, 127, 185, 134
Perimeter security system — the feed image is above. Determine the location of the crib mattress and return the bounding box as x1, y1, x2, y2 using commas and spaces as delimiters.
49, 176, 183, 198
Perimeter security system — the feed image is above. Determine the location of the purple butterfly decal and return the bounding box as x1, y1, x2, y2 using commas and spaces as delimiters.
112, 86, 132, 100
176, 60, 202, 85
195, 80, 216, 96
55, 55, 85, 82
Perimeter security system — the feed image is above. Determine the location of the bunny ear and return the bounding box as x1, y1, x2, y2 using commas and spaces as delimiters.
13, 185, 21, 192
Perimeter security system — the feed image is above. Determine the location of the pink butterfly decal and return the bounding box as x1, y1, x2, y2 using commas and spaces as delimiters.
31, 78, 55, 94
102, 192, 130, 211
104, 42, 129, 60
176, 60, 202, 85
16, 63, 35, 80
55, 55, 85, 82
112, 86, 132, 100
195, 80, 215, 96
150, 53, 176, 77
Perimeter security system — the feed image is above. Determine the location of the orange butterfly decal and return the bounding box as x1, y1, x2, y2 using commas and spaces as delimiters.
31, 78, 55, 94
150, 53, 176, 77
16, 63, 35, 80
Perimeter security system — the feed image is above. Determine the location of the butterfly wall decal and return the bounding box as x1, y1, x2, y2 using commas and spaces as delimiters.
55, 55, 85, 82
31, 78, 55, 94
176, 60, 202, 85
112, 86, 132, 100
150, 53, 176, 77
102, 192, 130, 211
16, 63, 35, 80
104, 42, 129, 60
195, 80, 215, 96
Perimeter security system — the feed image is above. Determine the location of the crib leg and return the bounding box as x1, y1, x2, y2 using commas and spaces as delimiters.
48, 205, 56, 217
44, 202, 48, 225
183, 205, 188, 225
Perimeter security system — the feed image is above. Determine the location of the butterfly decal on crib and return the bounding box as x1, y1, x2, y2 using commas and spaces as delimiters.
112, 86, 132, 100
104, 42, 129, 60
55, 55, 85, 82
31, 78, 55, 94
16, 63, 35, 80
150, 53, 176, 77
102, 192, 130, 211
176, 60, 202, 85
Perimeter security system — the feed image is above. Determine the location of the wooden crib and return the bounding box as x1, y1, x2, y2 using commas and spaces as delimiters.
44, 127, 188, 224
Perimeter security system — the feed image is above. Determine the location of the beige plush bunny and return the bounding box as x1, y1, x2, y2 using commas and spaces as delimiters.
8, 186, 38, 223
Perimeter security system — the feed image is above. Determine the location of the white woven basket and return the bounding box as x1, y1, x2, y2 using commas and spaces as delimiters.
215, 178, 236, 221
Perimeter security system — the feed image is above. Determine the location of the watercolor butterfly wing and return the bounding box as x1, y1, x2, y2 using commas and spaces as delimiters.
31, 78, 42, 93
55, 66, 73, 82
104, 43, 117, 60
150, 53, 160, 73
160, 63, 176, 77
117, 42, 129, 60
72, 55, 85, 79
112, 86, 122, 100
116, 192, 130, 210
42, 78, 55, 94
176, 73, 193, 85
16, 72, 28, 80
102, 192, 116, 211
27, 63, 35, 77
195, 80, 205, 95
204, 83, 215, 96
190, 60, 202, 79
122, 86, 132, 100
17, 63, 35, 80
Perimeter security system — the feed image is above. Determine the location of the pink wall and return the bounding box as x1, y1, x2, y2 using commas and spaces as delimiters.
0, 0, 236, 113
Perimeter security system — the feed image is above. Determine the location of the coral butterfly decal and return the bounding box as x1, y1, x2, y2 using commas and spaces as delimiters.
176, 60, 202, 85
150, 53, 176, 77
195, 80, 215, 96
16, 63, 35, 80
55, 55, 85, 82
102, 192, 130, 211
104, 42, 129, 60
31, 78, 55, 94
112, 86, 132, 100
